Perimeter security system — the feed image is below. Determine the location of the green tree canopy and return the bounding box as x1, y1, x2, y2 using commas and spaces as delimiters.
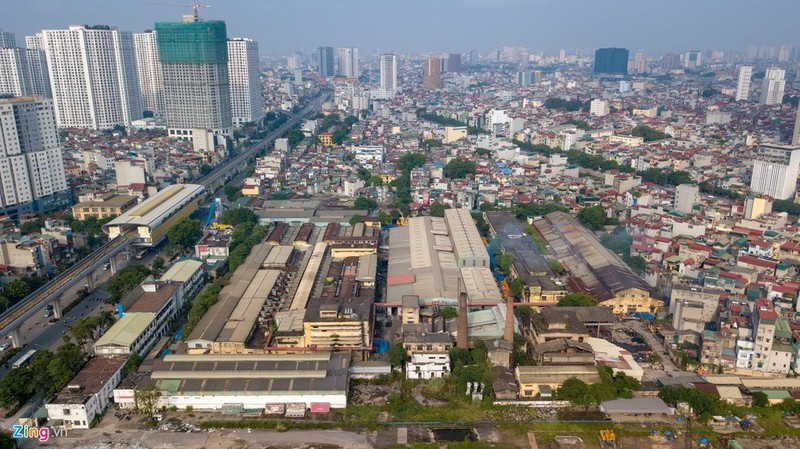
578, 205, 606, 230
499, 253, 515, 275
354, 197, 377, 212
388, 342, 409, 369
219, 207, 258, 226
557, 292, 598, 307
167, 217, 202, 250
752, 391, 769, 408
631, 125, 669, 142
429, 202, 450, 217
443, 158, 476, 179
558, 377, 592, 404
5, 279, 30, 302
397, 153, 427, 171
105, 265, 152, 304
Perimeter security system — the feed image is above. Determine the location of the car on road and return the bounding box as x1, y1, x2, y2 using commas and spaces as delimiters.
44, 309, 53, 318
103, 263, 110, 270
0, 343, 9, 351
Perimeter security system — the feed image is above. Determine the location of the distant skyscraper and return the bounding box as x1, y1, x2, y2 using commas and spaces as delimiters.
750, 144, 800, 200
593, 48, 628, 77
660, 54, 681, 71
42, 25, 142, 129
23, 33, 51, 98
379, 53, 397, 97
423, 56, 441, 90
336, 47, 359, 78
735, 65, 753, 102
633, 51, 647, 74
0, 47, 32, 96
559, 49, 566, 62
156, 17, 231, 139
516, 71, 533, 86
469, 50, 478, 65
447, 53, 462, 73
0, 97, 69, 214
133, 30, 165, 116
0, 30, 15, 49
318, 46, 334, 77
760, 67, 786, 105
683, 50, 702, 68
227, 38, 264, 125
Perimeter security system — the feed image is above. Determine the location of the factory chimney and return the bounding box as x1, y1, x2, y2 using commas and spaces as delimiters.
457, 292, 468, 348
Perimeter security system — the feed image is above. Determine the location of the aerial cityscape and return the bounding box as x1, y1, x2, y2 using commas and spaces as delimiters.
1, 1, 800, 448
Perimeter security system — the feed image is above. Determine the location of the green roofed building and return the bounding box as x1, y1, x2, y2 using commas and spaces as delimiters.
155, 16, 232, 142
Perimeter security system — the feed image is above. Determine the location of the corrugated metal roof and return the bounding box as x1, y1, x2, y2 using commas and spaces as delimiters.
95, 313, 156, 348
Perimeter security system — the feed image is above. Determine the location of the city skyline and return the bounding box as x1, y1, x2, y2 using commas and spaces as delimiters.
2, 0, 799, 55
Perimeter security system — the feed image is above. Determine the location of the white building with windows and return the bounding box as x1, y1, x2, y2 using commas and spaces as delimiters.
227, 38, 264, 126
760, 67, 786, 106
749, 144, 800, 200
42, 25, 142, 129
590, 99, 609, 116
735, 65, 752, 102
337, 47, 359, 78
378, 53, 397, 98
133, 30, 164, 117
406, 353, 450, 379
0, 97, 68, 214
352, 145, 384, 167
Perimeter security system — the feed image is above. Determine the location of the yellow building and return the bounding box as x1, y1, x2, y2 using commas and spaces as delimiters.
72, 193, 138, 220
318, 132, 333, 146
515, 365, 601, 398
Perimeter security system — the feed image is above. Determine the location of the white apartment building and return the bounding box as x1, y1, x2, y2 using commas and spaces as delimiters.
0, 48, 31, 96
379, 54, 397, 98
0, 30, 15, 49
749, 144, 800, 200
590, 98, 609, 116
673, 184, 699, 214
735, 65, 752, 102
227, 38, 264, 126
133, 30, 164, 117
337, 47, 360, 78
42, 25, 142, 129
760, 67, 786, 106
23, 33, 52, 98
0, 97, 68, 212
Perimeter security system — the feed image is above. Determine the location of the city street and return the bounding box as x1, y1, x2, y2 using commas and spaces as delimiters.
0, 248, 160, 377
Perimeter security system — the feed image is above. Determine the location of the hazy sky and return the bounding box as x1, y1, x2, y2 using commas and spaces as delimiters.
3, 0, 799, 55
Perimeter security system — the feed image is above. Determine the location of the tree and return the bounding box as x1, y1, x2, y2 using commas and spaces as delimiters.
388, 342, 409, 369
224, 184, 242, 202
105, 265, 152, 304
509, 277, 526, 299
498, 253, 515, 275
578, 205, 606, 230
167, 217, 202, 250
5, 279, 30, 302
443, 158, 476, 179
558, 377, 591, 404
46, 358, 75, 396
0, 366, 33, 409
475, 148, 491, 157
752, 391, 769, 408
286, 129, 305, 148
548, 259, 565, 275
558, 293, 598, 307
349, 214, 362, 226
423, 138, 442, 148
439, 306, 458, 319
354, 197, 377, 212
19, 220, 43, 235
56, 342, 85, 373
219, 207, 258, 226
134, 384, 162, 419
631, 125, 669, 142
367, 176, 384, 187
377, 211, 392, 225
151, 256, 165, 272
199, 164, 213, 176
397, 153, 427, 171
429, 202, 447, 217
122, 353, 144, 378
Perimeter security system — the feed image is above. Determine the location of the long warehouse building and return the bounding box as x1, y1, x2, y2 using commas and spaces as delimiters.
533, 211, 663, 314
104, 184, 205, 246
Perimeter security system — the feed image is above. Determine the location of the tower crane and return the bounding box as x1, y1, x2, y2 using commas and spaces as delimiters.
149, 0, 210, 22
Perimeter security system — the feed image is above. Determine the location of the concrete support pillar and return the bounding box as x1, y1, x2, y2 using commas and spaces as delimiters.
86, 273, 95, 291
52, 297, 63, 320
109, 256, 118, 275
10, 328, 22, 348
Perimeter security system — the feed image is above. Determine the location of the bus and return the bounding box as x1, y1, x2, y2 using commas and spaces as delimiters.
12, 349, 37, 369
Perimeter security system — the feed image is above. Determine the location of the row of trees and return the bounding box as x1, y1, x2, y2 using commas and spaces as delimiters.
0, 341, 85, 409
228, 221, 268, 272
417, 111, 488, 135
105, 265, 152, 304
631, 125, 669, 142
167, 218, 202, 251
557, 366, 641, 404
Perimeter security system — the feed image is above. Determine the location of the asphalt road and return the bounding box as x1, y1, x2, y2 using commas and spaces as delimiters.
0, 248, 160, 378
